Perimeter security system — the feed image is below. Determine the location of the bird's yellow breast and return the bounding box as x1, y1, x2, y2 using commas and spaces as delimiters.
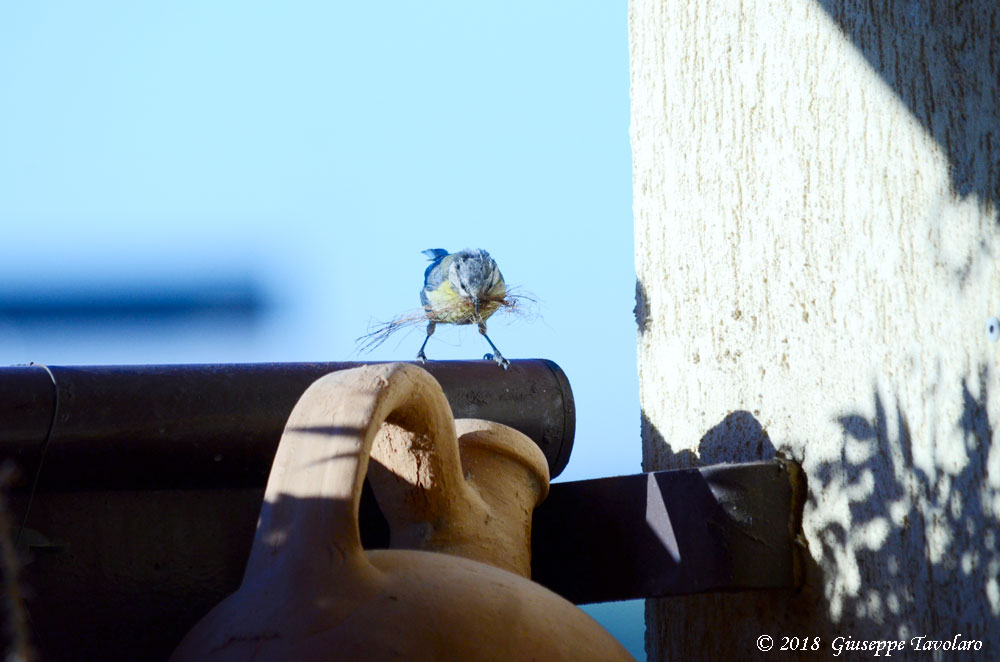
423, 279, 503, 324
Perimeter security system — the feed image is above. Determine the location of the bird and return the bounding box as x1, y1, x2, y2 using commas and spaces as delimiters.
417, 248, 510, 369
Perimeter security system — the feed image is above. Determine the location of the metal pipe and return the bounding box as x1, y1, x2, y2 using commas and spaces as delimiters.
0, 360, 574, 491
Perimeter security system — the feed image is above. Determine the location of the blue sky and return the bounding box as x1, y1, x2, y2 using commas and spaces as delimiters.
1, 2, 643, 655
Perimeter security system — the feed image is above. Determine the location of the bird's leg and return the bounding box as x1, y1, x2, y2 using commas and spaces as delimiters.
417, 321, 436, 364
473, 299, 508, 370
478, 319, 509, 370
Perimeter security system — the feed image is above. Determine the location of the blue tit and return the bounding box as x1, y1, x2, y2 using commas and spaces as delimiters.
417, 248, 510, 369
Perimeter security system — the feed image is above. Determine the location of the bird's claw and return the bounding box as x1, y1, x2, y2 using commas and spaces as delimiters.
416, 351, 428, 365
484, 353, 510, 370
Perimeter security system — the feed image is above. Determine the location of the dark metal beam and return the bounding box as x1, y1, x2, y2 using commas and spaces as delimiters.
532, 460, 804, 603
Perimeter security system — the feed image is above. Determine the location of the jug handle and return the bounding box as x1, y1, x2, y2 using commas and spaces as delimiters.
242, 363, 478, 584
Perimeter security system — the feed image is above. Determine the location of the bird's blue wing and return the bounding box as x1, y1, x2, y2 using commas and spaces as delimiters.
422, 248, 449, 261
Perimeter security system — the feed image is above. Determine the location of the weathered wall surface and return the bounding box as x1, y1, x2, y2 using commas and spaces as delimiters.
630, 0, 999, 658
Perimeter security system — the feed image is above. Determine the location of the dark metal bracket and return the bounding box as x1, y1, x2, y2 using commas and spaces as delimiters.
533, 459, 805, 603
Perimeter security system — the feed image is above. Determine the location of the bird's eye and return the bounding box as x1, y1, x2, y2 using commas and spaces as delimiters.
987, 317, 1000, 342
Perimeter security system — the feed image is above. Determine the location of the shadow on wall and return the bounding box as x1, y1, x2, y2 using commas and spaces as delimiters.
641, 367, 998, 655
812, 365, 998, 643
814, 0, 1000, 222
641, 409, 837, 659
634, 280, 650, 337
640, 409, 777, 472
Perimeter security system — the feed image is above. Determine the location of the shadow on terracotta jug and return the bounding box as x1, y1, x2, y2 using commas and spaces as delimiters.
172, 362, 634, 661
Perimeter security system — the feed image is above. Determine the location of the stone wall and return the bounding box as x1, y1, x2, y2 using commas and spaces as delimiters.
630, 1, 1000, 658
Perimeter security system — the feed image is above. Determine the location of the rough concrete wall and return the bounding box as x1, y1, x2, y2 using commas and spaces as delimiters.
631, 0, 1000, 658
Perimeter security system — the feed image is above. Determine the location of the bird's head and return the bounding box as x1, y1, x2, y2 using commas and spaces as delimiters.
448, 249, 506, 303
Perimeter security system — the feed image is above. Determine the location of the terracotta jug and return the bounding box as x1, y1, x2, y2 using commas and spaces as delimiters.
172, 363, 633, 661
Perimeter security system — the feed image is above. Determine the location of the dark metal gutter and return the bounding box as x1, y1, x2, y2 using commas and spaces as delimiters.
1, 360, 574, 494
